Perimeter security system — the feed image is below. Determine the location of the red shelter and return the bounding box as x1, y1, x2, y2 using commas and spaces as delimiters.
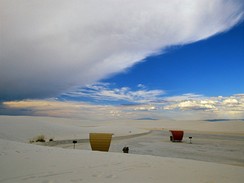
169, 130, 184, 142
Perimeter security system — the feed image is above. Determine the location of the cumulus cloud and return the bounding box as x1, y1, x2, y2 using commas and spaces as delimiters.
1, 0, 244, 100
163, 94, 244, 118
164, 100, 217, 111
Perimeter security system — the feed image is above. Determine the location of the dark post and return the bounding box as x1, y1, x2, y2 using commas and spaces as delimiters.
73, 140, 77, 149
189, 137, 192, 144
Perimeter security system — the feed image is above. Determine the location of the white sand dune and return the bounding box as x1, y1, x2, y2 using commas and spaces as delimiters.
0, 115, 148, 142
1, 139, 244, 183
0, 115, 244, 182
1, 115, 243, 143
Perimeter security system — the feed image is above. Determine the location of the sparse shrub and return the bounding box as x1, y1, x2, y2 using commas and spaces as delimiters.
49, 138, 54, 142
35, 135, 46, 142
30, 135, 46, 143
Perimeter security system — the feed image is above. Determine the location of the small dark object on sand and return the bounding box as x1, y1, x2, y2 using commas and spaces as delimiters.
123, 146, 129, 153
189, 137, 192, 144
73, 140, 77, 149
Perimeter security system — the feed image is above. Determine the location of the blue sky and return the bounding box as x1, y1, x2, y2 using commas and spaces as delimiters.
1, 0, 244, 120
102, 21, 244, 98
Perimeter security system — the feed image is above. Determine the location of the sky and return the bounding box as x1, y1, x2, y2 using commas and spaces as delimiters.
1, 0, 244, 120
103, 22, 244, 97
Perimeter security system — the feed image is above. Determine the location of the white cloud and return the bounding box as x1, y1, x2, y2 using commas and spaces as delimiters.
63, 83, 165, 103
134, 105, 157, 111
137, 84, 146, 89
1, 93, 244, 120
163, 94, 244, 119
166, 100, 217, 111
163, 93, 206, 102
1, 0, 244, 100
223, 98, 239, 105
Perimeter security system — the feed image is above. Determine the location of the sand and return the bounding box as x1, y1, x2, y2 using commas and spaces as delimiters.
57, 130, 244, 167
0, 115, 244, 182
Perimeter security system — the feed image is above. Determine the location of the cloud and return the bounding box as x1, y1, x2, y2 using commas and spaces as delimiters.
1, 0, 244, 100
162, 93, 206, 102
1, 100, 123, 120
164, 100, 217, 111
1, 93, 244, 120
61, 83, 165, 104
163, 94, 244, 118
1, 99, 154, 120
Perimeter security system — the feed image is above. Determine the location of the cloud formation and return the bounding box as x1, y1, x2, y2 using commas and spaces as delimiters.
1, 0, 244, 100
61, 83, 165, 104
1, 93, 244, 120
161, 94, 244, 119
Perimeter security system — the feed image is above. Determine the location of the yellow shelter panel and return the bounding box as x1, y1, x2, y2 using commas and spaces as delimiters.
89, 133, 113, 152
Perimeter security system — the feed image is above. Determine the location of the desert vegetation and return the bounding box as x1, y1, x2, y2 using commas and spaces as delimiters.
29, 135, 46, 143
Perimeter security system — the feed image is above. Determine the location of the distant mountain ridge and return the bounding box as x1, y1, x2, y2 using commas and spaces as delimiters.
205, 119, 244, 122
136, 117, 158, 121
